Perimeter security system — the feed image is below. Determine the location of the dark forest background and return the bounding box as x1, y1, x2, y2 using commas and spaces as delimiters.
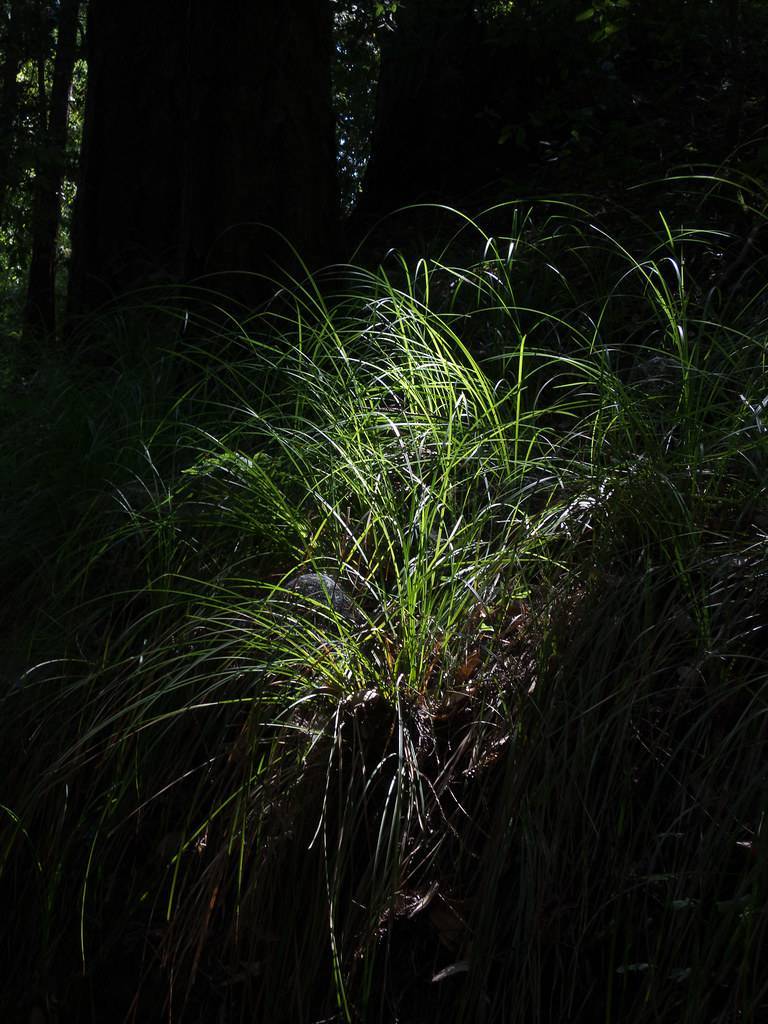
1, 0, 766, 337
2, 4, 768, 1024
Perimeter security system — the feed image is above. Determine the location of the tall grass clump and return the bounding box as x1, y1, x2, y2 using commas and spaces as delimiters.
1, 193, 767, 1023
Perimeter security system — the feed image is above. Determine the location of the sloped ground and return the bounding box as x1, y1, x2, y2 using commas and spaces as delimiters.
2, 195, 767, 1023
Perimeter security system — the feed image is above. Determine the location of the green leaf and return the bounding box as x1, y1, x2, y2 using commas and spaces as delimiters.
575, 7, 596, 22
591, 22, 622, 42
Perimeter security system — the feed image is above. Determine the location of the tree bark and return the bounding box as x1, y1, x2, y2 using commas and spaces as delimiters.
68, 0, 338, 318
23, 0, 80, 339
0, 0, 24, 222
181, 2, 339, 291
351, 0, 479, 226
67, 0, 187, 315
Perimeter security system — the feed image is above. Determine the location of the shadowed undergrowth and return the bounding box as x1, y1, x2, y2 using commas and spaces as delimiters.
1, 194, 767, 1023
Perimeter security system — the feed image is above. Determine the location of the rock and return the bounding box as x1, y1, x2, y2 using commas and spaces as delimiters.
283, 572, 361, 625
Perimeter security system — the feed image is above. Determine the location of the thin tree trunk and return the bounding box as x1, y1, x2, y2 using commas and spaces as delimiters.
0, 0, 24, 222
23, 0, 80, 339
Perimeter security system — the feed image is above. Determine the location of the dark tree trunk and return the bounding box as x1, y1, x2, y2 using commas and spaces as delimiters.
181, 3, 338, 290
351, 0, 479, 227
68, 0, 338, 318
67, 0, 188, 315
23, 0, 80, 339
0, 0, 24, 221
